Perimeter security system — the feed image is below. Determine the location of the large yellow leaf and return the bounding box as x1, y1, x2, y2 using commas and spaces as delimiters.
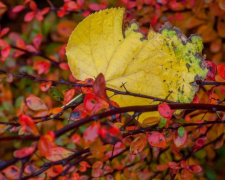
66, 8, 208, 125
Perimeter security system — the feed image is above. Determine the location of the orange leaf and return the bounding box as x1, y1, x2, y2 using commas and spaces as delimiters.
3, 165, 20, 180
63, 88, 76, 105
19, 114, 39, 135
26, 95, 48, 111
40, 81, 52, 92
130, 134, 147, 155
45, 146, 73, 162
217, 64, 225, 80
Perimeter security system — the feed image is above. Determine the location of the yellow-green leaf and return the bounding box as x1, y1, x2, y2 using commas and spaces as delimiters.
66, 8, 207, 125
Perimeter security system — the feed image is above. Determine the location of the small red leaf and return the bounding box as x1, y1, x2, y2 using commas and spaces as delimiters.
158, 103, 172, 118
168, 162, 180, 170
33, 60, 50, 75
19, 114, 39, 135
59, 62, 70, 70
33, 34, 42, 49
77, 0, 84, 8
24, 11, 36, 22
29, 1, 37, 11
26, 95, 48, 111
83, 121, 100, 148
12, 5, 26, 13
40, 81, 52, 92
1, 46, 11, 61
3, 166, 20, 180
0, 27, 10, 37
89, 3, 101, 11
187, 165, 202, 173
146, 132, 167, 148
63, 88, 76, 105
206, 60, 217, 80
64, 1, 78, 11
36, 12, 44, 21
13, 144, 36, 158
217, 64, 225, 80
41, 7, 50, 15
57, 8, 66, 18
70, 104, 87, 121
193, 137, 206, 152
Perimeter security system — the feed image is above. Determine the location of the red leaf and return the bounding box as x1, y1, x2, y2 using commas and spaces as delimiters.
71, 134, 81, 145
12, 5, 26, 13
33, 33, 42, 49
83, 121, 100, 148
40, 81, 52, 92
1, 46, 11, 61
217, 64, 225, 80
193, 137, 206, 152
168, 162, 180, 170
173, 128, 187, 147
36, 12, 44, 21
187, 165, 202, 173
0, 39, 8, 47
59, 62, 70, 70
26, 95, 48, 111
206, 60, 217, 80
29, 1, 37, 11
146, 132, 167, 148
24, 164, 38, 174
127, 1, 137, 9
26, 44, 37, 53
77, 0, 84, 8
57, 8, 66, 18
19, 114, 39, 135
78, 78, 94, 94
33, 60, 50, 75
89, 3, 101, 11
64, 1, 78, 11
3, 166, 20, 180
98, 122, 122, 144
41, 7, 50, 15
84, 93, 109, 114
63, 88, 76, 105
70, 104, 88, 121
93, 73, 107, 100
191, 94, 199, 103
59, 44, 66, 60
24, 11, 36, 22
130, 134, 147, 155
13, 144, 36, 158
82, 10, 91, 17
38, 131, 55, 156
0, 27, 10, 37
158, 103, 172, 118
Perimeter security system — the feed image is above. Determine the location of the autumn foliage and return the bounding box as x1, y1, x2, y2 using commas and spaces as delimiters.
1, 0, 225, 180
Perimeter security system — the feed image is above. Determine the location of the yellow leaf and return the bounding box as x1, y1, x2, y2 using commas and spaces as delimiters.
66, 8, 208, 124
